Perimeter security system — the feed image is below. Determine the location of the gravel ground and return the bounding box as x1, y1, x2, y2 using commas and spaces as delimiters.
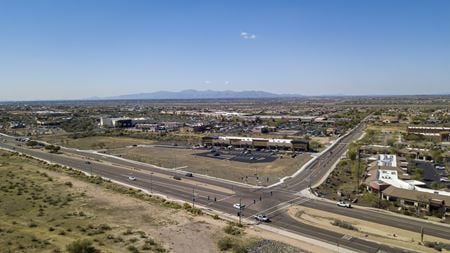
247, 240, 311, 253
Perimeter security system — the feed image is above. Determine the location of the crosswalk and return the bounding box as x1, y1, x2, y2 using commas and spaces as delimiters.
341, 234, 353, 240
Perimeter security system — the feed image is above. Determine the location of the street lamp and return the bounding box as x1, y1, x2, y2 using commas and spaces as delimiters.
192, 185, 196, 208
150, 172, 153, 193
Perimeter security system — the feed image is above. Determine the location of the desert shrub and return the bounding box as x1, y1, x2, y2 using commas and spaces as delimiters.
123, 228, 133, 235
331, 219, 358, 231
66, 239, 100, 253
424, 241, 450, 251
142, 239, 166, 252
232, 244, 248, 253
224, 224, 243, 235
127, 245, 140, 253
218, 237, 234, 251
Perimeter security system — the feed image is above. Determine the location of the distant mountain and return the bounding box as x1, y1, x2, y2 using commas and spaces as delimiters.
95, 89, 303, 100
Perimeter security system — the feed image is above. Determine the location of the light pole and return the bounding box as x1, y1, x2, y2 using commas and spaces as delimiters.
192, 185, 196, 209
356, 148, 361, 194
238, 198, 242, 225
150, 172, 153, 193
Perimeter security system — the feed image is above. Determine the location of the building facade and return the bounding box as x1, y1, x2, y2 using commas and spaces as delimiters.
202, 136, 309, 151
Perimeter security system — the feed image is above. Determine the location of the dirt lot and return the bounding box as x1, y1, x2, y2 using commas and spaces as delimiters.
107, 146, 312, 186
38, 135, 154, 150
0, 150, 327, 253
288, 205, 450, 253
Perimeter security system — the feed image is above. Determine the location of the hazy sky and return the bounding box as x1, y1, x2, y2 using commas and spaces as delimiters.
1, 0, 450, 100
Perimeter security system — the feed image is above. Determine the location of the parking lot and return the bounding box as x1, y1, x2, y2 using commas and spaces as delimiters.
107, 146, 312, 186
195, 148, 279, 163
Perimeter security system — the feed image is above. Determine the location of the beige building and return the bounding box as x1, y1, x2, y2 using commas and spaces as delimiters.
202, 136, 309, 151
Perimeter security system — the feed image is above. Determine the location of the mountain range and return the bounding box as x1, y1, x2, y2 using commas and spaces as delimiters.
91, 89, 303, 100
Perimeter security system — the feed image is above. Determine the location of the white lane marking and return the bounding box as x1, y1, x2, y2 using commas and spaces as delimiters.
342, 235, 352, 240
263, 198, 311, 217
252, 195, 308, 216
246, 197, 311, 223
135, 176, 231, 199
216, 194, 237, 202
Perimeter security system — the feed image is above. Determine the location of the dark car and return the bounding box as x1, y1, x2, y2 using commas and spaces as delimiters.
185, 172, 193, 177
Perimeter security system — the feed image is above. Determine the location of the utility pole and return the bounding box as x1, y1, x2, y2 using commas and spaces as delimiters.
150, 172, 153, 193
239, 198, 242, 225
421, 226, 424, 243
192, 186, 195, 209
356, 148, 361, 194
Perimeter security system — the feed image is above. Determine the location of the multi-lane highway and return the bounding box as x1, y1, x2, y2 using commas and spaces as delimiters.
1, 126, 449, 253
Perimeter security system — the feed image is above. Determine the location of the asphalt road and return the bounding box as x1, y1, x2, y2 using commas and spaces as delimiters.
1, 128, 448, 253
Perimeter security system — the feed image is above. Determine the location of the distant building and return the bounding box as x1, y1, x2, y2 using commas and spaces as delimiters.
381, 116, 399, 124
9, 122, 26, 129
202, 136, 309, 151
179, 123, 207, 133
378, 154, 397, 167
407, 126, 450, 142
252, 125, 276, 134
99, 117, 152, 128
382, 186, 450, 215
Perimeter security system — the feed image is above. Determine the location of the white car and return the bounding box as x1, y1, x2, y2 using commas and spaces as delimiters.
233, 203, 245, 210
336, 201, 351, 208
254, 214, 269, 222
128, 176, 137, 181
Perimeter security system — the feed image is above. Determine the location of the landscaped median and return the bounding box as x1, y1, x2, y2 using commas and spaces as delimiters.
288, 205, 450, 253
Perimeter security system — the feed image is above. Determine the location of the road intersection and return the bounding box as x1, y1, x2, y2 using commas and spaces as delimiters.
1, 125, 449, 253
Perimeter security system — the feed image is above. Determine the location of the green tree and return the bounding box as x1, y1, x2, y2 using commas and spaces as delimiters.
431, 149, 443, 163
26, 140, 38, 147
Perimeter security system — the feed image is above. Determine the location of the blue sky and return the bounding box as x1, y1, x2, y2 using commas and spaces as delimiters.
0, 0, 449, 100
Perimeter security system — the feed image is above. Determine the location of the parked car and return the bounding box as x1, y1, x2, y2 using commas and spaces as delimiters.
185, 172, 193, 177
254, 214, 269, 222
336, 201, 351, 208
173, 175, 182, 180
233, 203, 245, 210
214, 152, 220, 156
128, 176, 136, 181
85, 161, 91, 164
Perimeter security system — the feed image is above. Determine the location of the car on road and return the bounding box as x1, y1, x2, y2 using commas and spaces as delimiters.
336, 201, 351, 208
173, 175, 182, 180
128, 176, 137, 181
233, 203, 245, 210
85, 161, 91, 164
185, 172, 193, 177
214, 152, 220, 156
254, 214, 269, 222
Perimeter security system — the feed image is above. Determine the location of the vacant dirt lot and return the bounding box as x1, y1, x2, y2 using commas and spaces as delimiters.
39, 135, 154, 150
0, 150, 327, 253
107, 146, 312, 186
